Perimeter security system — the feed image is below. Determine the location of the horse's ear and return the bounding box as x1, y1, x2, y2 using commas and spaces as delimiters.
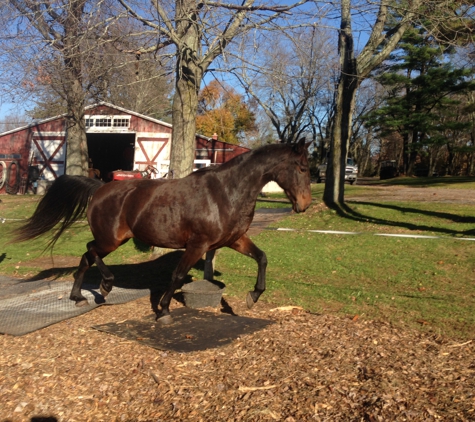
293, 138, 309, 154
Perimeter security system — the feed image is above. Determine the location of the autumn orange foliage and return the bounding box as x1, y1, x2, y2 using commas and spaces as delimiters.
196, 80, 256, 145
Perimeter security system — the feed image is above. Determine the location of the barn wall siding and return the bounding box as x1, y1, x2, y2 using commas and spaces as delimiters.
0, 118, 67, 193
0, 102, 250, 194
195, 138, 250, 164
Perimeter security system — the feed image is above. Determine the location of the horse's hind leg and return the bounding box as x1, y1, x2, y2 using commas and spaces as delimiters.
70, 240, 114, 306
70, 250, 95, 306
229, 235, 267, 309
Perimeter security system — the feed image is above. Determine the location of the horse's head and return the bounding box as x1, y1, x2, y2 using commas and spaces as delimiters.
274, 138, 312, 213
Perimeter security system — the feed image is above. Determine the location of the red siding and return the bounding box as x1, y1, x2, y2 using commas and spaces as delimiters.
89, 105, 173, 135
194, 138, 250, 164
0, 119, 67, 193
0, 128, 31, 194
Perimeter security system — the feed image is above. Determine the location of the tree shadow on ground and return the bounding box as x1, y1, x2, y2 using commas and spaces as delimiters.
333, 201, 475, 237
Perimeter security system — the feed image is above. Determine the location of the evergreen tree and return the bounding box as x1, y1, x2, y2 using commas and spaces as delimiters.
366, 27, 475, 175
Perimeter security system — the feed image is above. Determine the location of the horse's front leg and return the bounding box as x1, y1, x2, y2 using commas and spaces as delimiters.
94, 255, 115, 298
229, 234, 267, 309
157, 245, 208, 325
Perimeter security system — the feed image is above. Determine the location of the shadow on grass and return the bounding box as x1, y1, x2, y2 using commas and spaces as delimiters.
331, 201, 475, 237
24, 250, 223, 313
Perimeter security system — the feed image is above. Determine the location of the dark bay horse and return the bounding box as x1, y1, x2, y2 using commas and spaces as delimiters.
13, 139, 312, 323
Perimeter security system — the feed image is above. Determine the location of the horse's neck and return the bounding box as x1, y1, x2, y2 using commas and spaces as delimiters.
231, 150, 283, 197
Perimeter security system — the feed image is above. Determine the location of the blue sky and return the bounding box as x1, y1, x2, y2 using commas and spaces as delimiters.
0, 103, 14, 120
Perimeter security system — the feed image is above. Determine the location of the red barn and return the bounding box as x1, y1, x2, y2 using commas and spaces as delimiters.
0, 102, 250, 194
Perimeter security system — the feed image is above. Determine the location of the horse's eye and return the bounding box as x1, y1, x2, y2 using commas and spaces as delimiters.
295, 160, 308, 173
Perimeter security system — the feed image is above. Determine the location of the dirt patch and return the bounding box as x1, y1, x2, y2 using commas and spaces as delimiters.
21, 255, 80, 271
1, 295, 474, 421
247, 207, 293, 236
349, 183, 475, 204
1, 192, 474, 421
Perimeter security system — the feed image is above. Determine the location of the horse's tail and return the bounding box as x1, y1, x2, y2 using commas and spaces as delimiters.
11, 175, 104, 249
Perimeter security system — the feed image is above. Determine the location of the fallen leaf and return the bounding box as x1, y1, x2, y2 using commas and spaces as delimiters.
270, 306, 304, 312
238, 385, 277, 392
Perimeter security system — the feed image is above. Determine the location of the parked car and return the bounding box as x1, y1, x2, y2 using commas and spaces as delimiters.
316, 157, 358, 185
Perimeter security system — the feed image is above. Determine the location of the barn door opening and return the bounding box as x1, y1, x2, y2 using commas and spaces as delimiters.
87, 133, 135, 181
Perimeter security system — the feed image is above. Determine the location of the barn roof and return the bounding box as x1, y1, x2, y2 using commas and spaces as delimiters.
0, 101, 212, 141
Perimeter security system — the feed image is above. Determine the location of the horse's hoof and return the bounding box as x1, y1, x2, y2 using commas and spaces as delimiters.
75, 299, 89, 307
100, 285, 110, 298
246, 291, 255, 309
157, 314, 173, 326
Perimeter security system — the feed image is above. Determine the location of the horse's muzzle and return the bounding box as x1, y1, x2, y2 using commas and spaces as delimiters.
293, 196, 312, 213
285, 189, 312, 213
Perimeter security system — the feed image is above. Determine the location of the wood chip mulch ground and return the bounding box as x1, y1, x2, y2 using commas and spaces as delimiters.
1, 295, 474, 422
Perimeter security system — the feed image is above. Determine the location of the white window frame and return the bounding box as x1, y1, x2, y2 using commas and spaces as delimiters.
193, 159, 211, 170
85, 115, 131, 131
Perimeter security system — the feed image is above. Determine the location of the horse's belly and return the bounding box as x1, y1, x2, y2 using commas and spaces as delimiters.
132, 211, 190, 249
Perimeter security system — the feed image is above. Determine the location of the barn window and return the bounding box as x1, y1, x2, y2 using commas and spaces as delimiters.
84, 115, 130, 130
113, 118, 130, 127
96, 118, 112, 127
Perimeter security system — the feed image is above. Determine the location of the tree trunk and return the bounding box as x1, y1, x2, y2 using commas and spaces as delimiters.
64, 70, 88, 176
361, 134, 372, 176
322, 0, 422, 203
65, 115, 88, 176
323, 0, 357, 206
407, 151, 418, 176
63, 0, 88, 176
169, 73, 200, 178
167, 0, 203, 179
323, 81, 358, 205
402, 132, 418, 175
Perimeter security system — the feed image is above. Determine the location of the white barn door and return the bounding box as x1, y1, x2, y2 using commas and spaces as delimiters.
135, 136, 169, 177
30, 133, 67, 180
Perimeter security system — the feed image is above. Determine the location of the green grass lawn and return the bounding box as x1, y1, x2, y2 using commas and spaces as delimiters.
1, 177, 474, 339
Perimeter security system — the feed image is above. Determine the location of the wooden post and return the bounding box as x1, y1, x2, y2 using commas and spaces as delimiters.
204, 250, 216, 280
